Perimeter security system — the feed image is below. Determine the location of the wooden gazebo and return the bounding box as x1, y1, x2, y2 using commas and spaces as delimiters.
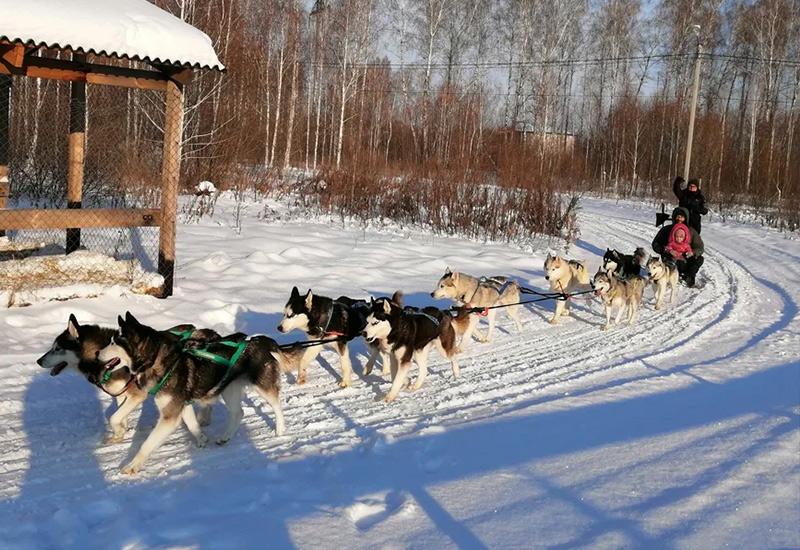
0, 0, 224, 297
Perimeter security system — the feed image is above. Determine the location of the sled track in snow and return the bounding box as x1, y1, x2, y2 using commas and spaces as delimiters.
0, 206, 777, 499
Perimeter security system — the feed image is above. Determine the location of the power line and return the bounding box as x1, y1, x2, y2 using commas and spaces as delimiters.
306, 52, 800, 71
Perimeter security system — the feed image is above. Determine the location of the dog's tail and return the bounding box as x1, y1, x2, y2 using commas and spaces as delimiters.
436, 314, 460, 358
436, 315, 461, 378
271, 343, 306, 374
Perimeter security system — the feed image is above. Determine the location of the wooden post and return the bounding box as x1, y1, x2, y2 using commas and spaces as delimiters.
0, 74, 10, 238
158, 79, 185, 297
66, 53, 86, 253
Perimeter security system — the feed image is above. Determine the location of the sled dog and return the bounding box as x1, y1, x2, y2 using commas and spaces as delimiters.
279, 287, 381, 387
36, 314, 218, 443
364, 293, 461, 402
543, 254, 592, 324
431, 268, 523, 346
97, 312, 302, 474
646, 256, 679, 310
592, 270, 647, 330
602, 247, 647, 278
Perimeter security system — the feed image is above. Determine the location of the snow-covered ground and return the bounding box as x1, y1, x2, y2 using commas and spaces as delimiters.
1, 197, 798, 549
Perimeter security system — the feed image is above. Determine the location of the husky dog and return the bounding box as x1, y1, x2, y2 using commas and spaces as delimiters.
646, 256, 679, 310
431, 268, 523, 346
364, 293, 461, 402
543, 254, 592, 324
278, 287, 374, 387
97, 312, 302, 475
592, 270, 647, 330
602, 247, 647, 278
36, 314, 216, 443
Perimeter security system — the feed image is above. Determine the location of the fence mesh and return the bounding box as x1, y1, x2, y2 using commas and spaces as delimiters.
0, 53, 178, 306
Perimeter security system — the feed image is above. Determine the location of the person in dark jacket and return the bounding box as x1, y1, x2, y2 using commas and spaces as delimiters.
673, 176, 708, 233
652, 207, 705, 287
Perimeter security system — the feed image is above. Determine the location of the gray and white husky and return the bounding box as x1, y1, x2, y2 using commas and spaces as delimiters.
363, 293, 461, 402
646, 256, 679, 310
431, 268, 523, 346
592, 270, 647, 330
97, 312, 302, 475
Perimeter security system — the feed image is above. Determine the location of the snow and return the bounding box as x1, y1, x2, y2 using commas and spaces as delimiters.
0, 249, 163, 307
0, 195, 798, 548
196, 180, 217, 194
0, 0, 224, 70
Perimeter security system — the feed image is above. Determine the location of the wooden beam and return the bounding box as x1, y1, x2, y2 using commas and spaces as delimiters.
66, 53, 87, 253
0, 208, 161, 230
0, 44, 25, 68
0, 54, 172, 91
158, 80, 184, 298
0, 74, 9, 238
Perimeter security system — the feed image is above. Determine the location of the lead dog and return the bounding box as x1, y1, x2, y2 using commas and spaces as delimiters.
36, 314, 216, 444
364, 293, 461, 402
592, 270, 647, 330
543, 254, 592, 324
431, 269, 523, 346
97, 312, 302, 474
646, 256, 679, 310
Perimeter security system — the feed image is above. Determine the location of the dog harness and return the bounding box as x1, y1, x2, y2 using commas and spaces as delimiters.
146, 331, 249, 397
402, 306, 440, 326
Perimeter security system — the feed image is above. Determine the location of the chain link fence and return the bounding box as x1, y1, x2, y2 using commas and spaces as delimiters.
0, 55, 181, 306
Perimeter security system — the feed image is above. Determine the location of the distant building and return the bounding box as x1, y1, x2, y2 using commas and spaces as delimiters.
502, 125, 576, 154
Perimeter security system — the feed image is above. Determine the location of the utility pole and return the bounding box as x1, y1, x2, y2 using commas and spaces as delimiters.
683, 26, 702, 180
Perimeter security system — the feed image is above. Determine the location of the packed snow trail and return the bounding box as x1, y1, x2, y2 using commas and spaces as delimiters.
0, 197, 797, 549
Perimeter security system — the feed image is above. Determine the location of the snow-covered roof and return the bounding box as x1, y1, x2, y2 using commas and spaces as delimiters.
0, 0, 224, 71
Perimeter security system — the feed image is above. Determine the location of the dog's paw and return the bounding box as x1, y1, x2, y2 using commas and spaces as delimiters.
216, 437, 231, 446
602, 324, 611, 331
655, 304, 663, 311
338, 380, 351, 389
549, 318, 560, 325
561, 309, 571, 316
120, 463, 140, 475
103, 432, 124, 445
383, 394, 396, 403
195, 433, 209, 448
297, 375, 307, 385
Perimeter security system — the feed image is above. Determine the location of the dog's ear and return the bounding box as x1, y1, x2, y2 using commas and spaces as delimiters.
117, 315, 126, 329
305, 289, 313, 310
391, 290, 403, 306
444, 266, 452, 276
291, 286, 300, 299
369, 297, 375, 307
67, 314, 80, 338
452, 272, 459, 283
382, 299, 392, 315
125, 311, 142, 328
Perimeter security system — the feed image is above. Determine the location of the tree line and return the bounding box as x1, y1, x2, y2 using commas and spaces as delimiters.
5, 0, 799, 228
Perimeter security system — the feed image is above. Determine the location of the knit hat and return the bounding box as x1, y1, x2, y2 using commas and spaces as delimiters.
672, 207, 690, 222
688, 178, 700, 188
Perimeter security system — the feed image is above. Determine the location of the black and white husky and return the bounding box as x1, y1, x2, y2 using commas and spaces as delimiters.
36, 314, 216, 444
602, 247, 647, 279
278, 287, 371, 387
97, 312, 302, 475
363, 293, 461, 402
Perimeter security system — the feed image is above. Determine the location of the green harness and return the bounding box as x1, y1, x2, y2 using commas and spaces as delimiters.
148, 330, 248, 397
